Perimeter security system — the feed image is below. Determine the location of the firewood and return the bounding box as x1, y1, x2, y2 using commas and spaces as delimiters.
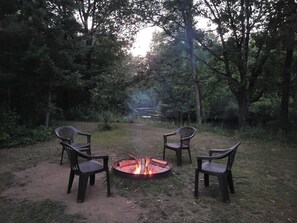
150, 158, 168, 167
117, 160, 138, 168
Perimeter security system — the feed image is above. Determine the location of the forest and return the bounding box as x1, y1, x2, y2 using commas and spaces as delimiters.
0, 0, 296, 146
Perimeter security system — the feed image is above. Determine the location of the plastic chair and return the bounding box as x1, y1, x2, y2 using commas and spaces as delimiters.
55, 126, 91, 165
194, 142, 241, 203
61, 142, 111, 203
163, 126, 197, 166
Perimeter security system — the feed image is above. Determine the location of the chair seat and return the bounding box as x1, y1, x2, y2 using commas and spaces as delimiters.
165, 142, 188, 149
72, 143, 90, 149
79, 160, 104, 174
202, 162, 226, 174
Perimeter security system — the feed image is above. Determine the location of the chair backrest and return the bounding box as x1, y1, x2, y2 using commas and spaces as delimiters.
178, 126, 197, 145
55, 126, 78, 143
60, 142, 81, 173
225, 142, 241, 171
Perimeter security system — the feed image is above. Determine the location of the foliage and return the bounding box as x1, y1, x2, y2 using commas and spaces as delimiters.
0, 0, 296, 138
0, 0, 140, 130
0, 111, 53, 148
143, 32, 196, 123
66, 106, 98, 121
194, 0, 285, 127
248, 96, 280, 126
96, 111, 122, 130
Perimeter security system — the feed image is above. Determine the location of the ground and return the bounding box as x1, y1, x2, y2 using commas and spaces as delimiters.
0, 121, 296, 223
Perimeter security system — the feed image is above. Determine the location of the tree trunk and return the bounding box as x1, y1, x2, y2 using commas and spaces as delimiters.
183, 1, 202, 124
279, 47, 293, 132
45, 89, 51, 128
237, 92, 249, 128
193, 79, 202, 124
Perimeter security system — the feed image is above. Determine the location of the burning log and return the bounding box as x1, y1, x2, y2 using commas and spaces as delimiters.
150, 158, 168, 167
140, 158, 145, 174
113, 156, 172, 179
117, 159, 138, 168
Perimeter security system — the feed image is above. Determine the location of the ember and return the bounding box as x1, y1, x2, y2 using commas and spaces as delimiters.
113, 156, 172, 180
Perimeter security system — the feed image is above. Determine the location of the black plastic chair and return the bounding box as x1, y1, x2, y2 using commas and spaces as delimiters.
194, 142, 241, 203
61, 142, 111, 203
55, 126, 91, 165
163, 126, 197, 166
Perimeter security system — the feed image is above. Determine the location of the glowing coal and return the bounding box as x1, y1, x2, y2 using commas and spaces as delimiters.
113, 156, 172, 180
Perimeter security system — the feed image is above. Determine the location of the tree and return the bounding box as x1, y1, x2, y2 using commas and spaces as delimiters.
133, 0, 203, 123
196, 0, 281, 128
277, 1, 297, 132
144, 32, 196, 123
0, 0, 141, 127
17, 0, 84, 127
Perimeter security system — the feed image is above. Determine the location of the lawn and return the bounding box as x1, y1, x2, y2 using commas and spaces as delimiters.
0, 121, 296, 223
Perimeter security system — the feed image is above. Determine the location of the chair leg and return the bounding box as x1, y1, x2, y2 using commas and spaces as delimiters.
60, 147, 65, 165
227, 172, 235, 194
194, 169, 199, 198
90, 174, 95, 185
77, 175, 88, 203
106, 169, 111, 196
87, 147, 91, 155
163, 146, 166, 160
188, 148, 192, 164
218, 175, 230, 203
176, 150, 182, 166
204, 174, 209, 187
67, 170, 75, 193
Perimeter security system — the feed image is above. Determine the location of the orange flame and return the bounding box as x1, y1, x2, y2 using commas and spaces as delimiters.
132, 158, 155, 175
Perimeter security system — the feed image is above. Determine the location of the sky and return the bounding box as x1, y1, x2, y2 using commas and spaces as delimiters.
129, 18, 212, 57
129, 27, 161, 57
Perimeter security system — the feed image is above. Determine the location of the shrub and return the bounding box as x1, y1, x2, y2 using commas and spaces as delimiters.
0, 111, 53, 148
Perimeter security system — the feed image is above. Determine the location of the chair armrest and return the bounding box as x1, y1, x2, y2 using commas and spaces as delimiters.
163, 131, 177, 143
60, 138, 72, 144
196, 154, 226, 169
181, 135, 194, 141
77, 131, 91, 143
163, 132, 177, 137
77, 131, 91, 137
197, 152, 228, 162
209, 149, 230, 156
76, 150, 108, 160
197, 155, 217, 161
76, 150, 109, 167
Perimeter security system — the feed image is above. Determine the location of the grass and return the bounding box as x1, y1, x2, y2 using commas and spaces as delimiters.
0, 121, 296, 222
0, 199, 84, 223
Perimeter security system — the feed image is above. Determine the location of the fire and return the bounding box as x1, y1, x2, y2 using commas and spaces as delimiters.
132, 158, 155, 175
114, 156, 171, 179
133, 160, 142, 174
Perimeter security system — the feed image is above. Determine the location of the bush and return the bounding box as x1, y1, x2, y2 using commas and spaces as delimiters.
0, 111, 53, 148
66, 106, 97, 121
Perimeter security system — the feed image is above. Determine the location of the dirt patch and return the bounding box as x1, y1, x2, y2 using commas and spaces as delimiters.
0, 122, 234, 222
2, 161, 145, 223
0, 122, 235, 223
3, 122, 294, 223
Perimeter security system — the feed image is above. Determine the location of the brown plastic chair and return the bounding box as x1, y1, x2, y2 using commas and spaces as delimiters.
55, 126, 91, 165
163, 126, 197, 166
61, 142, 111, 203
194, 142, 241, 203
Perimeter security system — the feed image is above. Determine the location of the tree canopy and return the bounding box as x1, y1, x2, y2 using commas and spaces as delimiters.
0, 0, 296, 143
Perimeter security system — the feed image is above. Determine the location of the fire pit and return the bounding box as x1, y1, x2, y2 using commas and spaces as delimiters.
113, 156, 172, 180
